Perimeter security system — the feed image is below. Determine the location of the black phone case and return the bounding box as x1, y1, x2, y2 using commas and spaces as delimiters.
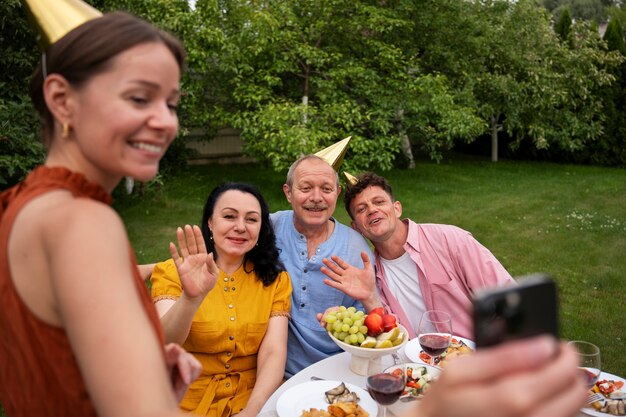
473, 273, 559, 348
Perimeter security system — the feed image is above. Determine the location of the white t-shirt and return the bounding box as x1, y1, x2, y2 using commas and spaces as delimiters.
381, 252, 435, 334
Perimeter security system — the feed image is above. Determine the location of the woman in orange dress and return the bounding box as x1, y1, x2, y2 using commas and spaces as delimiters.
151, 182, 292, 417
0, 8, 202, 417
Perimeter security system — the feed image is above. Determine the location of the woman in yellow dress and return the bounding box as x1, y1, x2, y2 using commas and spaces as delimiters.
151, 182, 292, 417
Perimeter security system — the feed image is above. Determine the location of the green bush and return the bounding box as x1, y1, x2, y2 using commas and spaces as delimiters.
0, 0, 45, 189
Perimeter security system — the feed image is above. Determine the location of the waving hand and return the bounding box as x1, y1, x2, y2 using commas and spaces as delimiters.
321, 252, 382, 311
169, 224, 219, 301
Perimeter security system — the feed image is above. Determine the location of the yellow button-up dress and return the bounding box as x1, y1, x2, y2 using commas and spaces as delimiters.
151, 259, 292, 417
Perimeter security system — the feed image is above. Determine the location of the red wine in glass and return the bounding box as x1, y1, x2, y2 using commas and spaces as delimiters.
419, 333, 451, 357
418, 310, 453, 366
367, 373, 405, 417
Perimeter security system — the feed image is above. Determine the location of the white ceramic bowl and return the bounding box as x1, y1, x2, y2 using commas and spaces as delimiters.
327, 324, 409, 375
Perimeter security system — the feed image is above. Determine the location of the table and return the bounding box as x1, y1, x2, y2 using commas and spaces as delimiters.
258, 350, 589, 417
258, 351, 391, 417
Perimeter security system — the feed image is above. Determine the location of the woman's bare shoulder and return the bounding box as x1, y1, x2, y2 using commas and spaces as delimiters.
27, 190, 124, 239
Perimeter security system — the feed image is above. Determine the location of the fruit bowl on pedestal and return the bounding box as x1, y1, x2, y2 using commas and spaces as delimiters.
327, 324, 409, 376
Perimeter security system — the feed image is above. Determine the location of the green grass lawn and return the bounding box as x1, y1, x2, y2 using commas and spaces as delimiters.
116, 157, 626, 376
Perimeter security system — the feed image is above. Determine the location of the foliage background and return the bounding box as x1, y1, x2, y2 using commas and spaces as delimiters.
2, 0, 626, 191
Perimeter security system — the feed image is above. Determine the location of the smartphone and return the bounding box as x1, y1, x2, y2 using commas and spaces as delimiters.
472, 273, 559, 348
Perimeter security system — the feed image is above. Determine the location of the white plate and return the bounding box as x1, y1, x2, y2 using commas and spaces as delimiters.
276, 380, 378, 417
581, 371, 626, 417
404, 335, 475, 367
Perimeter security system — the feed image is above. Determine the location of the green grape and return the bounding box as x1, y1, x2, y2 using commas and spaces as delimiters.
325, 314, 337, 324
354, 310, 365, 318
326, 323, 333, 332
353, 318, 364, 327
347, 306, 357, 314
341, 323, 350, 332
339, 306, 347, 312
332, 321, 343, 332
335, 312, 343, 320
349, 333, 358, 344
359, 325, 368, 334
348, 325, 359, 334
333, 331, 342, 339
343, 334, 353, 344
338, 331, 348, 340
342, 317, 353, 326
357, 333, 365, 344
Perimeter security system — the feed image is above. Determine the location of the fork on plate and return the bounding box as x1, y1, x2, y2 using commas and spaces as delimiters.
586, 393, 604, 405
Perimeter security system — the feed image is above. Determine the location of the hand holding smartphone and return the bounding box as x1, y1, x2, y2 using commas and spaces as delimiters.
473, 273, 559, 348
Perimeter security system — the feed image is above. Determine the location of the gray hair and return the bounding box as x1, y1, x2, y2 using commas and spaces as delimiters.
285, 155, 339, 187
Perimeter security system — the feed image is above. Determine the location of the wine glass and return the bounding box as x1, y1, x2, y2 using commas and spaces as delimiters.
568, 340, 601, 388
366, 365, 406, 417
418, 310, 452, 366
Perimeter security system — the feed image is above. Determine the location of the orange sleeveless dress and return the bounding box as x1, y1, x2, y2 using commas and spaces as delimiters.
0, 166, 164, 417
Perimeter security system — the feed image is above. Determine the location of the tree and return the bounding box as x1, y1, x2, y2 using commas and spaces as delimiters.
588, 17, 626, 166
500, 4, 621, 161
205, 0, 483, 172
556, 7, 572, 41
0, 0, 45, 188
546, 0, 608, 22
568, 0, 606, 21
604, 16, 626, 54
414, 0, 622, 161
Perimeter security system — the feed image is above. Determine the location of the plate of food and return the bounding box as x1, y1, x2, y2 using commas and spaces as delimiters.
582, 372, 626, 417
383, 363, 441, 400
276, 380, 377, 417
404, 335, 475, 368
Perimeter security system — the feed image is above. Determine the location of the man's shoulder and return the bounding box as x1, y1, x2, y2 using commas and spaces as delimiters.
333, 219, 371, 250
407, 221, 474, 247
333, 218, 360, 237
270, 210, 293, 225
412, 221, 470, 236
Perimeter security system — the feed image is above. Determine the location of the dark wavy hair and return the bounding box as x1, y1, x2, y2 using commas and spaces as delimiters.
343, 172, 395, 219
200, 182, 285, 286
29, 11, 185, 146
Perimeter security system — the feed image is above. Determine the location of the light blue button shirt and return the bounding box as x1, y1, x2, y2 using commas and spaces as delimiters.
270, 210, 373, 377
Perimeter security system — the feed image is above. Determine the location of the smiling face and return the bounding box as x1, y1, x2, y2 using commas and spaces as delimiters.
283, 157, 340, 232
349, 185, 402, 243
56, 42, 181, 190
208, 189, 262, 265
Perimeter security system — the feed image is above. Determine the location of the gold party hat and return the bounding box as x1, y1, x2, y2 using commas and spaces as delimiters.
21, 0, 102, 50
314, 136, 351, 172
343, 172, 358, 185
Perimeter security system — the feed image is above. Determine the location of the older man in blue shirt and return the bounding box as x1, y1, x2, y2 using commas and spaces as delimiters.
271, 154, 377, 377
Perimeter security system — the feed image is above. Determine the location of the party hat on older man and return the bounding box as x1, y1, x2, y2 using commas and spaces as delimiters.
343, 172, 358, 185
314, 136, 352, 172
21, 0, 102, 50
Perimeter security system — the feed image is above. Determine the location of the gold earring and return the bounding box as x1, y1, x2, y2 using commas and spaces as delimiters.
62, 122, 71, 139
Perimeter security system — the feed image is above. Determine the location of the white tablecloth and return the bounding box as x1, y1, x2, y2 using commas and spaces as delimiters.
258, 350, 588, 417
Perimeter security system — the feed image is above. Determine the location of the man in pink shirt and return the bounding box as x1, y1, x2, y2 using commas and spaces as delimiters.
319, 173, 589, 417
320, 172, 515, 339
